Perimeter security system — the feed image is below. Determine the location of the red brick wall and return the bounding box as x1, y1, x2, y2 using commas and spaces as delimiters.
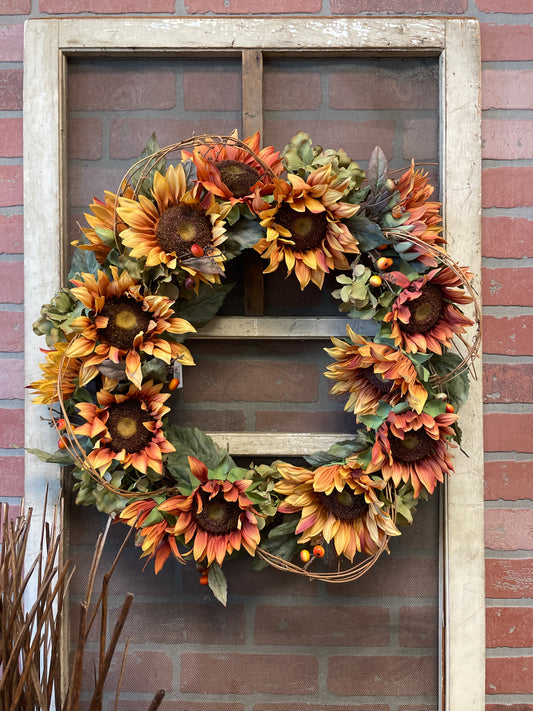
2, 1, 532, 709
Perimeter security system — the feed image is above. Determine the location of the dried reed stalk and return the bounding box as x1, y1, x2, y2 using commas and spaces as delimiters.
0, 500, 165, 711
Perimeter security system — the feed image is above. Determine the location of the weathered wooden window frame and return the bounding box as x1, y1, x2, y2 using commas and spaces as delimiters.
23, 16, 483, 710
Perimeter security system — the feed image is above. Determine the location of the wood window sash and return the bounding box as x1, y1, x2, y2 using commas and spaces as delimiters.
23, 18, 483, 710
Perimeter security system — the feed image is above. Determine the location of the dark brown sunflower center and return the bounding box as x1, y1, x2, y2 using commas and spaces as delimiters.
274, 203, 328, 251
215, 159, 261, 198
401, 283, 443, 335
362, 367, 394, 394
155, 204, 212, 255
195, 491, 241, 534
318, 487, 369, 521
99, 295, 151, 350
388, 427, 435, 463
105, 400, 153, 454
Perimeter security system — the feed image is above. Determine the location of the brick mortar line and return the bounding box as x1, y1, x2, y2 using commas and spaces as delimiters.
486, 647, 533, 657
486, 599, 533, 606
486, 546, 533, 555
484, 451, 533, 460
485, 500, 533, 509
483, 257, 533, 267
482, 206, 533, 217
483, 159, 533, 168
483, 306, 533, 315
483, 403, 533, 411
483, 354, 533, 363
483, 109, 533, 119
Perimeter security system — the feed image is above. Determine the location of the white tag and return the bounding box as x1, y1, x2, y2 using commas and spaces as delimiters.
172, 361, 183, 389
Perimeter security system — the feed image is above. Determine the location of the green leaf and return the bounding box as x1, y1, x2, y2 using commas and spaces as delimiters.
165, 426, 235, 488
223, 220, 265, 258
429, 352, 470, 412
422, 398, 447, 417
253, 514, 300, 569
141, 358, 169, 383
208, 562, 228, 606
140, 505, 164, 528
68, 247, 100, 281
26, 447, 76, 466
344, 215, 386, 252
367, 146, 389, 192
303, 435, 366, 467
174, 282, 234, 329
129, 133, 167, 198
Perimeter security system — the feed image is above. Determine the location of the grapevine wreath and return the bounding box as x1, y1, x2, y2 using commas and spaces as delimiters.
30, 132, 480, 604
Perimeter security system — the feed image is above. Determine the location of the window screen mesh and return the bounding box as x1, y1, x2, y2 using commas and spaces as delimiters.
67, 52, 440, 710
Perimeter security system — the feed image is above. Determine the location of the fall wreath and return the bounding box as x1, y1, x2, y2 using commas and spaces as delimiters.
30, 132, 479, 604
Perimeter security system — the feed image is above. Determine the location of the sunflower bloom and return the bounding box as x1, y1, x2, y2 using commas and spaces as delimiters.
390, 162, 444, 265
157, 456, 261, 567
184, 131, 283, 211
74, 380, 175, 476
120, 497, 186, 573
254, 165, 360, 290
383, 265, 474, 355
117, 163, 231, 284
30, 341, 82, 405
325, 326, 428, 415
74, 185, 134, 264
275, 460, 399, 561
366, 409, 458, 497
66, 266, 195, 389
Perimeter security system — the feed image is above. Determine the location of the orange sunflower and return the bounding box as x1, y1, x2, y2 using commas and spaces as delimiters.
184, 131, 283, 212
66, 266, 195, 389
74, 184, 134, 264
389, 162, 444, 265
383, 265, 474, 355
365, 409, 458, 497
275, 460, 399, 561
325, 326, 428, 416
74, 379, 175, 476
157, 456, 261, 567
30, 341, 83, 405
117, 163, 231, 284
254, 165, 361, 290
120, 498, 186, 574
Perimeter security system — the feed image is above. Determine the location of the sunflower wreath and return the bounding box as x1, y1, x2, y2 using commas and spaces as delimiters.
30, 131, 480, 605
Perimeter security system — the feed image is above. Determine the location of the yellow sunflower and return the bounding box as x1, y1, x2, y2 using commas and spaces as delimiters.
157, 456, 261, 567
365, 409, 458, 497
66, 266, 195, 389
275, 460, 399, 561
325, 326, 428, 416
184, 131, 283, 212
30, 341, 82, 405
254, 165, 361, 290
117, 163, 231, 284
383, 265, 474, 355
74, 184, 134, 264
74, 380, 175, 476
